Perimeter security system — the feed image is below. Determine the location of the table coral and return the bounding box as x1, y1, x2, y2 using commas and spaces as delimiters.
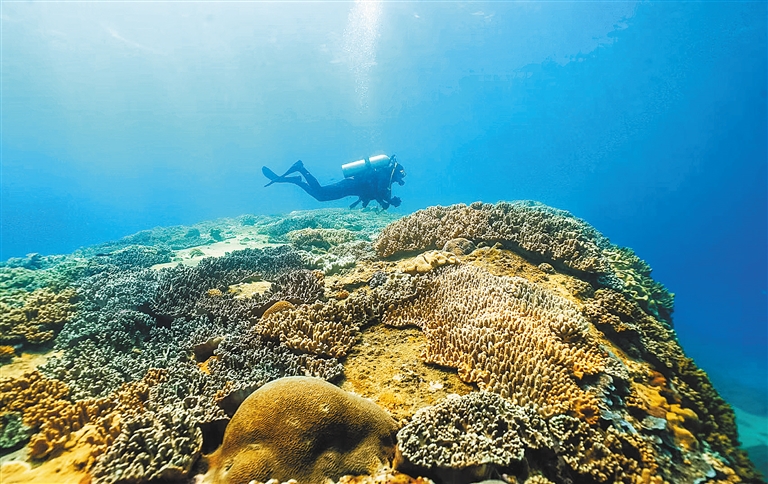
384, 264, 606, 417
374, 201, 610, 273
202, 376, 399, 484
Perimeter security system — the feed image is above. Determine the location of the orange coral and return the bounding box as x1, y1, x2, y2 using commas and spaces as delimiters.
261, 300, 295, 319
0, 369, 165, 462
0, 345, 15, 362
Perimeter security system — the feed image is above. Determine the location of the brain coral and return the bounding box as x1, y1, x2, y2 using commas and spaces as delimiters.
384, 264, 606, 418
374, 201, 610, 273
203, 376, 399, 484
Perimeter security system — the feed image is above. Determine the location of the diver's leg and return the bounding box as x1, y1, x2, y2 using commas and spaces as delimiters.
294, 166, 324, 192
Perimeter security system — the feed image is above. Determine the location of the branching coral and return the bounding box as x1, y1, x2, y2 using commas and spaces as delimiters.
257, 291, 375, 358
90, 404, 203, 484
384, 264, 606, 417
397, 392, 550, 473
195, 320, 344, 413
90, 245, 173, 270
0, 369, 166, 463
151, 246, 309, 320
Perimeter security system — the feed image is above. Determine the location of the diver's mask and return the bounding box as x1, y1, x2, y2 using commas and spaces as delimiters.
392, 163, 406, 185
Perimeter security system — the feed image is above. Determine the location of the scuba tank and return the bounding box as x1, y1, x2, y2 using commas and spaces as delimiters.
341, 154, 391, 179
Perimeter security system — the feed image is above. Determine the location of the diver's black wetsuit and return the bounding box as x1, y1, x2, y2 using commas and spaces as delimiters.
262, 158, 405, 210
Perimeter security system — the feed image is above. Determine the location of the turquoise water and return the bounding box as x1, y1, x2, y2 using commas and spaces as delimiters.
2, 0, 766, 472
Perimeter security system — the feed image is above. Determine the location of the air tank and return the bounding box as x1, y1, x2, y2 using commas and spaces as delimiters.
341, 154, 391, 178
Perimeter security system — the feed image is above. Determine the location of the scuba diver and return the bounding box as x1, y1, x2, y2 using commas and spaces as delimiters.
262, 154, 405, 210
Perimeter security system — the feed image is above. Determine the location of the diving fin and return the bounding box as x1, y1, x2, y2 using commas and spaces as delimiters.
262, 166, 281, 187
262, 166, 302, 187
280, 160, 305, 177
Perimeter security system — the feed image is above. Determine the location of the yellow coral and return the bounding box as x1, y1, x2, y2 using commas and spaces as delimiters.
261, 300, 295, 319
0, 345, 15, 362
0, 288, 77, 346
667, 404, 699, 451
396, 250, 458, 275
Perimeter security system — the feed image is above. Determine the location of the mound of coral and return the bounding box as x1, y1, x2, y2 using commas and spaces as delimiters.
0, 203, 762, 484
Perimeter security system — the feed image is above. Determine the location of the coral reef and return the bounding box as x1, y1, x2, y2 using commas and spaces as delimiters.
260, 208, 399, 242
202, 377, 398, 484
0, 203, 761, 484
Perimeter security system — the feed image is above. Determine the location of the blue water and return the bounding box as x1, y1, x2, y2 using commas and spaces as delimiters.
2, 0, 766, 452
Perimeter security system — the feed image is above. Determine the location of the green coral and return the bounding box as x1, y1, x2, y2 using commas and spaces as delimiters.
0, 412, 31, 450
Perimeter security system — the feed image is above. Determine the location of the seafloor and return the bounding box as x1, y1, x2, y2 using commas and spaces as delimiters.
0, 201, 764, 484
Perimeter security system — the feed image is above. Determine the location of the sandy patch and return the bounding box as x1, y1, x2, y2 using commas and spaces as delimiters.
151, 230, 282, 270
734, 405, 768, 449
0, 350, 59, 380
340, 324, 475, 424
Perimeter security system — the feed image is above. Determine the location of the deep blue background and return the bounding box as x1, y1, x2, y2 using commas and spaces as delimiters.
2, 0, 766, 430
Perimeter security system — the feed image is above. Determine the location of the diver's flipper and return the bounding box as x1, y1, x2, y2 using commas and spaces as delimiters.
263, 166, 301, 187
280, 160, 305, 177
262, 166, 281, 186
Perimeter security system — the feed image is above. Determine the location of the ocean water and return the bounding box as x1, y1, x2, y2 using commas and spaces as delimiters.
2, 0, 766, 480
